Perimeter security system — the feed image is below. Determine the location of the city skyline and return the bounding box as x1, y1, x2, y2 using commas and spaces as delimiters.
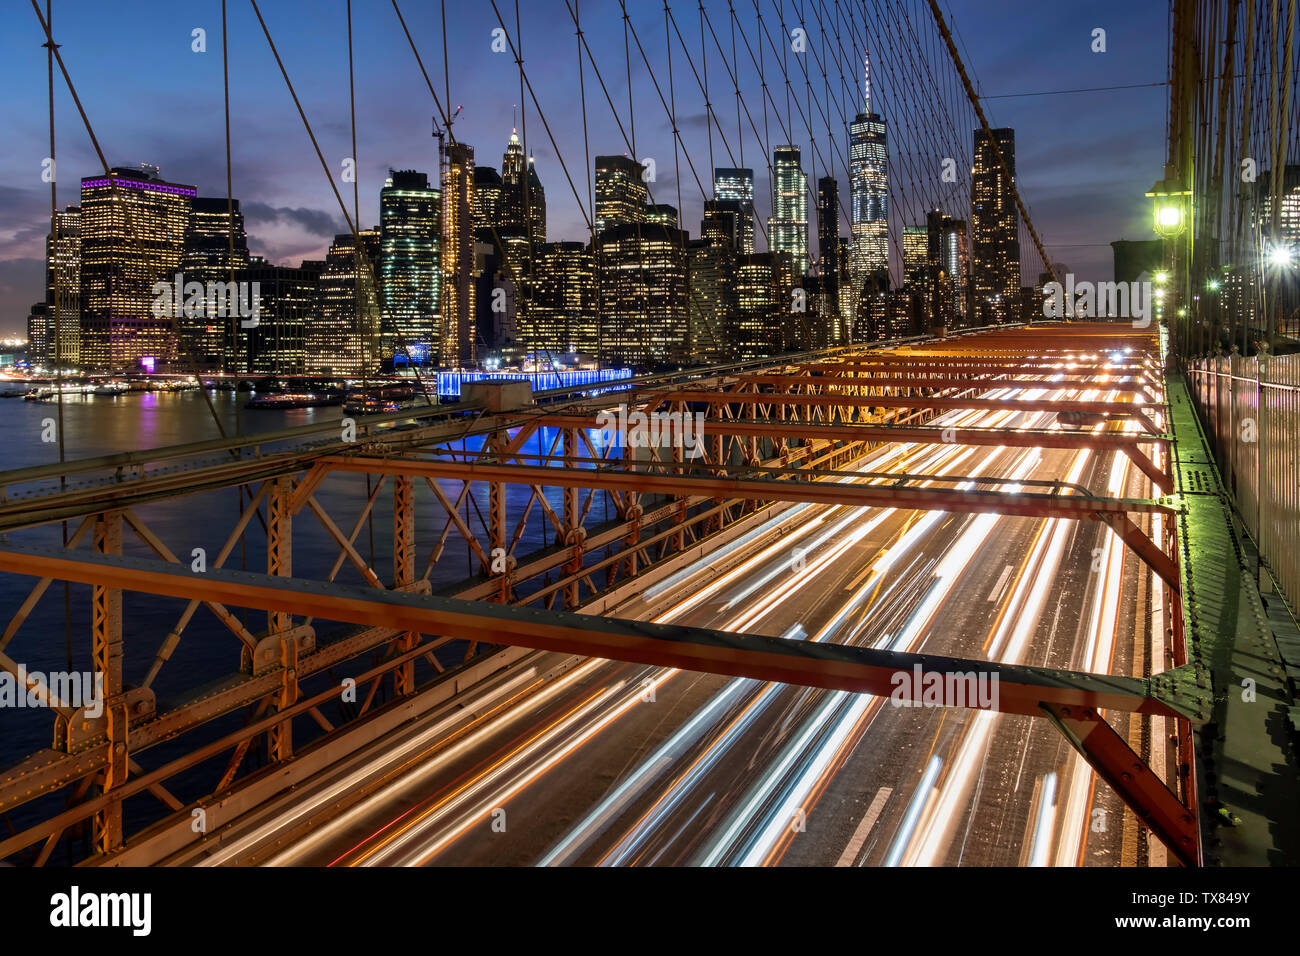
0, 0, 1169, 334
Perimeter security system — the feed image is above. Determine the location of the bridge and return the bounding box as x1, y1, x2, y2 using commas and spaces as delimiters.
2, 0, 1297, 869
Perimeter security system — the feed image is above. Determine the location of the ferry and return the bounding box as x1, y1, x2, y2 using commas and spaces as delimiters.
245, 392, 344, 410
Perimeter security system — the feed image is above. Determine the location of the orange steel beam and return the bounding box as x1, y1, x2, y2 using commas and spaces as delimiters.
1042, 703, 1200, 867
795, 362, 1150, 375
647, 391, 1163, 434
650, 391, 1151, 415
738, 374, 1155, 394
311, 457, 1181, 591
0, 544, 1200, 723
316, 455, 1172, 519
534, 415, 1174, 493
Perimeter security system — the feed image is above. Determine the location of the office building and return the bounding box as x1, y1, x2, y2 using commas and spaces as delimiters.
79, 166, 194, 370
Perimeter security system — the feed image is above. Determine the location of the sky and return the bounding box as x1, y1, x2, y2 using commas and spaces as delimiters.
0, 0, 1171, 336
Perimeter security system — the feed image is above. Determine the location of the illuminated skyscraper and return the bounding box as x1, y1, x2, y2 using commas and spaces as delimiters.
594, 155, 648, 234
701, 199, 739, 250
687, 238, 735, 361
849, 54, 888, 319
646, 204, 678, 227
713, 168, 755, 254
379, 169, 440, 361
442, 141, 477, 368
526, 154, 546, 243
241, 261, 321, 376
768, 146, 809, 276
596, 222, 688, 365
182, 196, 251, 370
817, 176, 842, 340
45, 204, 81, 367
27, 303, 50, 365
971, 127, 1021, 324
472, 166, 504, 237
903, 225, 929, 278
939, 216, 970, 327
500, 129, 526, 234
926, 209, 970, 330
79, 166, 194, 370
733, 252, 788, 359
307, 229, 381, 375
530, 241, 596, 356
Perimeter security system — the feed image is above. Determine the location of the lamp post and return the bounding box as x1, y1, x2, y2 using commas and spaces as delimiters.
1147, 171, 1193, 357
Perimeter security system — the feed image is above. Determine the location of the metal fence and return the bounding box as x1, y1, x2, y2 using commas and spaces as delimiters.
1186, 353, 1300, 614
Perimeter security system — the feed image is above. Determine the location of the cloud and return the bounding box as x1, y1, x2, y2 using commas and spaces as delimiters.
241, 202, 347, 238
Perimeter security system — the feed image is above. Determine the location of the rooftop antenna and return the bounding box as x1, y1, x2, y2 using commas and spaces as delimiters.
433, 104, 463, 183
864, 48, 872, 113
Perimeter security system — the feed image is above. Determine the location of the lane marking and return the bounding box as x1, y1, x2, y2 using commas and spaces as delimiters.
987, 564, 1014, 603
835, 786, 893, 867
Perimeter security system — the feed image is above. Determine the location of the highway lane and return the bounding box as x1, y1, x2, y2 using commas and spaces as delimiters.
176, 368, 1168, 867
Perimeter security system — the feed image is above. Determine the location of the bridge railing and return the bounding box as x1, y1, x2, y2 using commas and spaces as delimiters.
1186, 353, 1300, 615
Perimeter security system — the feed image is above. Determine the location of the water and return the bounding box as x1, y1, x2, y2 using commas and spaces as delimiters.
0, 390, 591, 800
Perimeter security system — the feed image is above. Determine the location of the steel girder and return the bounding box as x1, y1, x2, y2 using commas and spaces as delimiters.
0, 544, 1204, 865
306, 455, 1181, 591
534, 414, 1174, 493
0, 544, 1202, 724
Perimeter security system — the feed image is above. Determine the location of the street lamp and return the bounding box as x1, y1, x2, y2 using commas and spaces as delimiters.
1146, 174, 1192, 239
1268, 243, 1295, 268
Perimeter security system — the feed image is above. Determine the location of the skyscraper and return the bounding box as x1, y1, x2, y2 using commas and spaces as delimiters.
817, 176, 842, 341
379, 170, 440, 362
45, 204, 81, 367
687, 238, 735, 362
971, 127, 1021, 324
701, 199, 739, 250
240, 260, 321, 375
307, 229, 381, 375
442, 141, 477, 368
925, 209, 970, 331
646, 204, 678, 227
472, 166, 504, 237
849, 54, 888, 320
594, 155, 648, 234
27, 303, 49, 365
939, 216, 970, 328
530, 241, 596, 356
768, 146, 809, 276
79, 166, 194, 370
713, 168, 755, 254
500, 129, 526, 235
903, 225, 929, 278
526, 154, 546, 243
596, 222, 688, 365
182, 196, 251, 370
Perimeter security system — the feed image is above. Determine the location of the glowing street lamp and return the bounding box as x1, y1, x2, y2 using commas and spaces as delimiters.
1146, 174, 1192, 239
1268, 243, 1295, 268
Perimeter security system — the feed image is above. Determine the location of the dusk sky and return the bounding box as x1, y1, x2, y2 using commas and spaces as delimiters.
0, 0, 1170, 336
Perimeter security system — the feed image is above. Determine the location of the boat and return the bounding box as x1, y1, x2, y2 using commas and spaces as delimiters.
342, 384, 418, 415
245, 392, 343, 410
92, 381, 128, 396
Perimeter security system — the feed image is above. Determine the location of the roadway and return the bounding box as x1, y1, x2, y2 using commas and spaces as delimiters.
166, 365, 1167, 867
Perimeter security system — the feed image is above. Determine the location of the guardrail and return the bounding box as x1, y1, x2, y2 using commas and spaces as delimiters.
1185, 352, 1300, 616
